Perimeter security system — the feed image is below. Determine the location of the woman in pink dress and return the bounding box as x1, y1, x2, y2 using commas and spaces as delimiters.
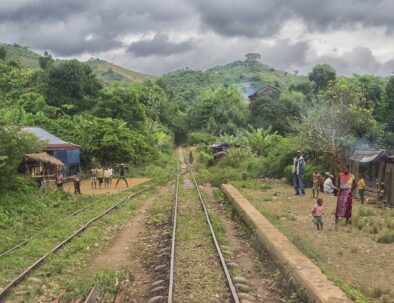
335, 165, 356, 225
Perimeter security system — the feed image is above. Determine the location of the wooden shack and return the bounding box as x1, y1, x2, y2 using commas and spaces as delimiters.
248, 85, 281, 102
22, 152, 64, 186
350, 149, 394, 206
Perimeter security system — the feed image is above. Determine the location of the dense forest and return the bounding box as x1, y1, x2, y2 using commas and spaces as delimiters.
1, 43, 394, 194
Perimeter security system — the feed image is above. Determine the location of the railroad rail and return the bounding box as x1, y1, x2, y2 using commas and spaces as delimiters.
0, 178, 168, 302
1, 172, 177, 259
167, 149, 240, 303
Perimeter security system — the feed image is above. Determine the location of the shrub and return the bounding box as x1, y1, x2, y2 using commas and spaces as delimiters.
217, 148, 252, 169
187, 131, 216, 145
377, 230, 394, 244
199, 150, 214, 166
231, 180, 272, 190
358, 207, 375, 217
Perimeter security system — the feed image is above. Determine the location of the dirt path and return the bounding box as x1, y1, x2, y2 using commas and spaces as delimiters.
204, 185, 288, 303
87, 185, 169, 302
241, 180, 394, 302
64, 177, 149, 195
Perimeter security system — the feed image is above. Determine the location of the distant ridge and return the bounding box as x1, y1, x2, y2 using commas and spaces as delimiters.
0, 42, 154, 85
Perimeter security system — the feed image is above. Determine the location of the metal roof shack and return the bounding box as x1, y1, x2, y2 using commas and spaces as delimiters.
22, 127, 80, 177
350, 149, 387, 163
22, 126, 80, 150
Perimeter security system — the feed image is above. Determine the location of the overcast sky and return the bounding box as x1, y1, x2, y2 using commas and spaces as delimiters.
1, 0, 394, 75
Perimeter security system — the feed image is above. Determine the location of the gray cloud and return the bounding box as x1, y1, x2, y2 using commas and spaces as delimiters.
191, 0, 394, 38
0, 0, 194, 55
0, 0, 394, 75
311, 47, 387, 75
127, 34, 194, 57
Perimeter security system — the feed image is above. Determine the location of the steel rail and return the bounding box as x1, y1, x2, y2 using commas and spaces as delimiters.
167, 159, 180, 303
0, 172, 177, 259
184, 152, 241, 303
0, 182, 161, 302
0, 205, 90, 258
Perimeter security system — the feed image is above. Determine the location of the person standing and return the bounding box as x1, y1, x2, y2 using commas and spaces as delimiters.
56, 170, 63, 190
91, 166, 97, 189
71, 171, 82, 195
108, 165, 113, 184
292, 150, 306, 196
189, 151, 194, 165
335, 165, 356, 225
104, 168, 110, 189
116, 163, 129, 187
312, 169, 322, 198
358, 174, 366, 204
96, 166, 104, 189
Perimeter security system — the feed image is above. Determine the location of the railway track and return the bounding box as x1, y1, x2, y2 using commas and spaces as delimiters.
0, 177, 171, 302
166, 148, 240, 303
1, 152, 242, 302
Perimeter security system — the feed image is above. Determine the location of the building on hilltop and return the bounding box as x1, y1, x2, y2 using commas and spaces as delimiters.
248, 85, 281, 102
22, 126, 80, 177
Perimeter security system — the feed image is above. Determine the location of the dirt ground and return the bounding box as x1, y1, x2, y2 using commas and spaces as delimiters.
87, 185, 170, 302
63, 177, 149, 195
240, 180, 394, 302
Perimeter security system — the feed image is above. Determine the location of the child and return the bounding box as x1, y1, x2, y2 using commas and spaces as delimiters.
357, 174, 366, 204
312, 170, 322, 198
312, 198, 324, 230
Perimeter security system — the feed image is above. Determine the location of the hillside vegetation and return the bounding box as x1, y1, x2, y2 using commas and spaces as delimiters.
0, 43, 153, 85
0, 43, 40, 68
85, 58, 154, 85
159, 60, 307, 106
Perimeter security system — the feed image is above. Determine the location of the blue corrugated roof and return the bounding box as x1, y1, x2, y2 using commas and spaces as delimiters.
22, 127, 68, 145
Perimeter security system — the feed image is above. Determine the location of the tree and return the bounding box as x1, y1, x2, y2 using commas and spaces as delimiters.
294, 88, 383, 173
308, 64, 336, 92
94, 86, 147, 129
249, 93, 300, 134
379, 75, 394, 132
43, 60, 102, 114
38, 51, 54, 70
245, 53, 261, 69
241, 125, 278, 156
0, 124, 41, 191
188, 86, 248, 135
0, 47, 6, 61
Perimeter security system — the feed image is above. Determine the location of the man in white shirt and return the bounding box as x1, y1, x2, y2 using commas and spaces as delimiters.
324, 174, 338, 196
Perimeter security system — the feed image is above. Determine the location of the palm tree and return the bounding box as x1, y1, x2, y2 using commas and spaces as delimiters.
242, 125, 277, 156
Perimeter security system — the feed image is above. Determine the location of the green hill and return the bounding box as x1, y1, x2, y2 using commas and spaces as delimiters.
159, 61, 308, 104
0, 43, 40, 68
0, 43, 153, 85
85, 58, 154, 85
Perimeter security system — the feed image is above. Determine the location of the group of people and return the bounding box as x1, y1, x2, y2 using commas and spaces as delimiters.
52, 163, 129, 195
90, 164, 128, 189
292, 151, 367, 231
